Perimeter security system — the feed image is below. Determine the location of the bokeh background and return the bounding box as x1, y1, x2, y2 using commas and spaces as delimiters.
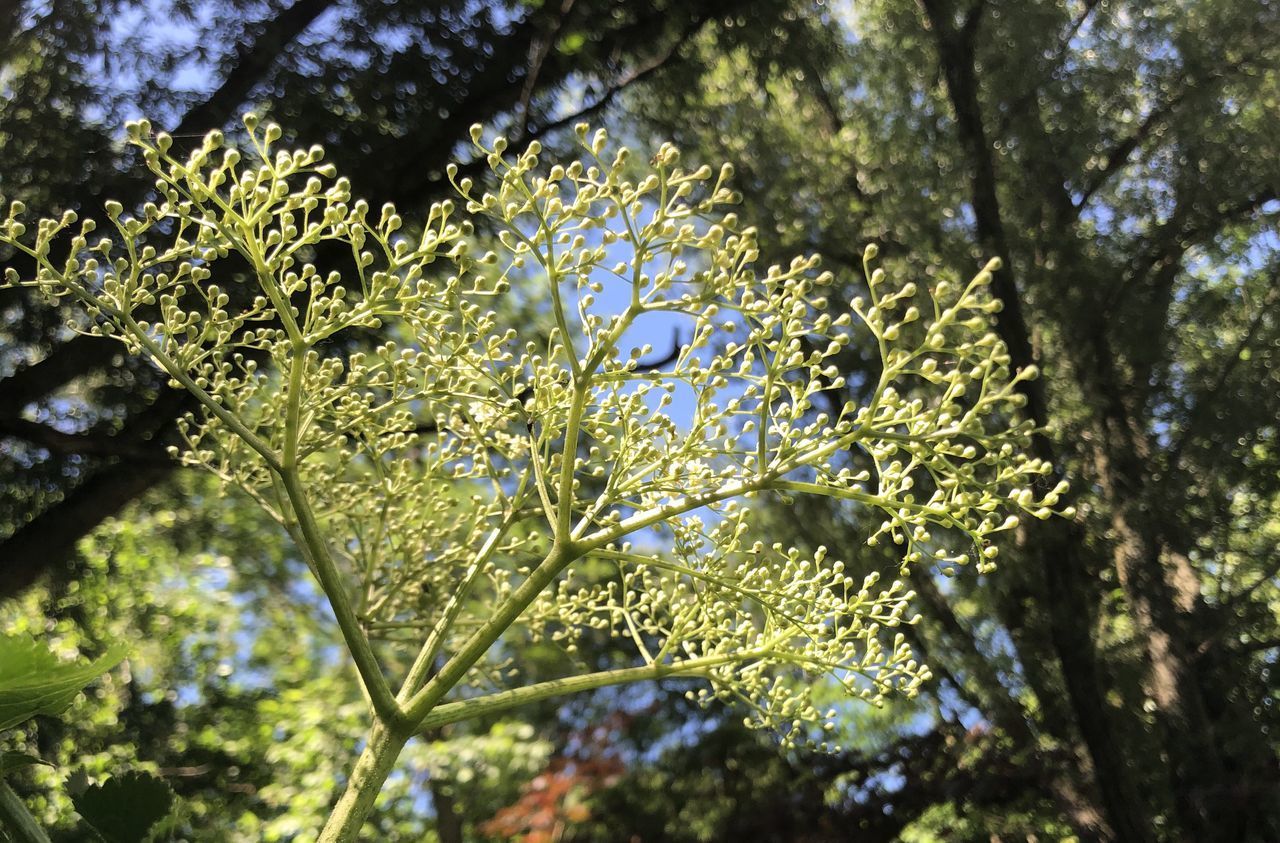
1, 1, 1278, 840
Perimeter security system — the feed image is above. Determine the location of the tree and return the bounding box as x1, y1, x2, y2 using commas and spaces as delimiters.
620, 0, 1280, 838
1, 114, 1061, 838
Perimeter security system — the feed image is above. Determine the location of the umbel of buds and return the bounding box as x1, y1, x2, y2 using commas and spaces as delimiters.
1, 112, 1071, 837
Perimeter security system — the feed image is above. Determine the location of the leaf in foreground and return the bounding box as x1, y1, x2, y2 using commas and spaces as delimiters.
0, 634, 126, 732
72, 771, 175, 843
0, 751, 53, 777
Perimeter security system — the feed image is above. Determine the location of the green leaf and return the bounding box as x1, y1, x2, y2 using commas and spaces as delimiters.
0, 634, 126, 732
72, 771, 174, 843
0, 751, 52, 777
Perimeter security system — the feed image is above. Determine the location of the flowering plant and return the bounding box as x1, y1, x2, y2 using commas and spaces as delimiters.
0, 114, 1068, 839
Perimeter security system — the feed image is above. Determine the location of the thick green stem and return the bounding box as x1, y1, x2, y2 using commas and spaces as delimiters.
0, 781, 52, 843
279, 469, 400, 724
556, 384, 588, 538
276, 334, 399, 723
403, 541, 575, 723
317, 719, 411, 843
416, 655, 736, 731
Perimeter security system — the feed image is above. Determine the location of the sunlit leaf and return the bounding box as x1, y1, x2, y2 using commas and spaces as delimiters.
0, 634, 125, 732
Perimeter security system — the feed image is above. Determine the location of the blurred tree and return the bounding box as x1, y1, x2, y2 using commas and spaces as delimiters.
613, 0, 1280, 839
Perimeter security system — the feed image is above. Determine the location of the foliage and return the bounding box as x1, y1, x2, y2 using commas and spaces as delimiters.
0, 632, 178, 843
2, 474, 371, 839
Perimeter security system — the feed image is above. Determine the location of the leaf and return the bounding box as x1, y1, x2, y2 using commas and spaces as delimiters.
0, 751, 52, 777
0, 634, 126, 732
72, 771, 174, 843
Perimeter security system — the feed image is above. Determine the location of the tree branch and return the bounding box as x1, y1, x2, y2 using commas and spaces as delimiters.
172, 0, 336, 136
0, 459, 174, 598
0, 415, 173, 462
514, 0, 578, 138
1074, 92, 1186, 212
916, 0, 1047, 431
997, 0, 1100, 135
410, 4, 709, 202
0, 387, 193, 597
1076, 49, 1273, 214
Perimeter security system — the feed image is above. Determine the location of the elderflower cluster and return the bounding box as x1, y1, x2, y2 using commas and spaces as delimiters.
0, 114, 1069, 745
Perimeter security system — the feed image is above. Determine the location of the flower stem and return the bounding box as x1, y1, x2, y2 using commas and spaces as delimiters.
317, 718, 411, 843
